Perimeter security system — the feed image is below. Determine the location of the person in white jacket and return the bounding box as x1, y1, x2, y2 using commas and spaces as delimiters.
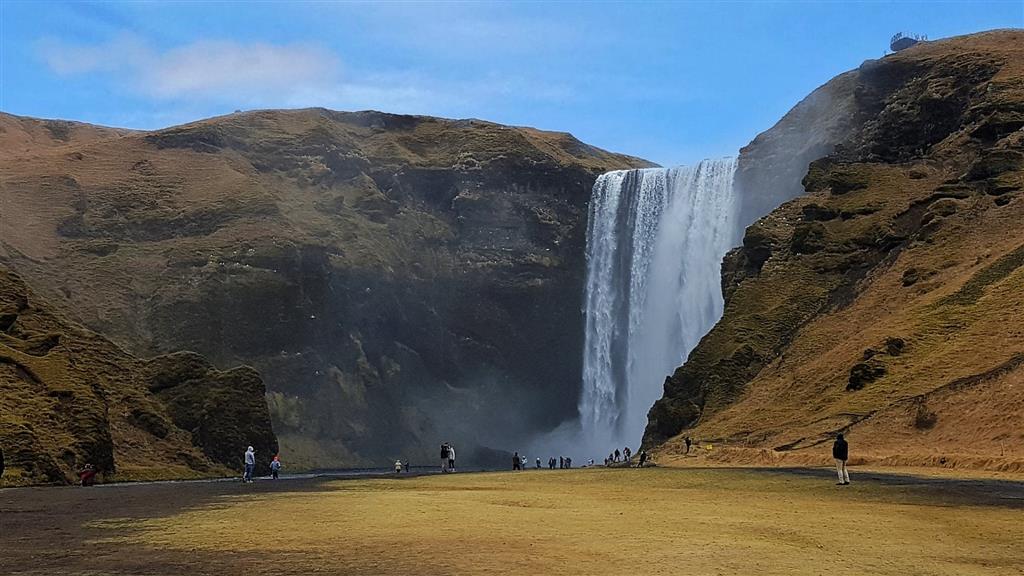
447, 444, 456, 472
243, 446, 256, 483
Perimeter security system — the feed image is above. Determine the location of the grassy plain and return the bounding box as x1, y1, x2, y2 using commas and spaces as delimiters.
79, 468, 1024, 576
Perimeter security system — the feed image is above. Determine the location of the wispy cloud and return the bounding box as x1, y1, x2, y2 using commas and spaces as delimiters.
35, 33, 575, 117
38, 34, 339, 101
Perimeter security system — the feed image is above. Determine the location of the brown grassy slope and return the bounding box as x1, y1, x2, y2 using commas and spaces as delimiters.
0, 109, 652, 469
0, 267, 276, 486
647, 30, 1024, 472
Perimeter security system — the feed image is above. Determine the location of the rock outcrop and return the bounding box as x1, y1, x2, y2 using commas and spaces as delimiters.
0, 267, 277, 485
646, 30, 1024, 470
0, 109, 652, 468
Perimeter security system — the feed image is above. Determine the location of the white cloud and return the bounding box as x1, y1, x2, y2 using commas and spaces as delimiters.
35, 34, 576, 117
38, 34, 339, 102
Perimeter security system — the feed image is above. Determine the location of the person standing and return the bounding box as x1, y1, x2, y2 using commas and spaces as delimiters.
685, 437, 692, 454
440, 443, 450, 473
833, 434, 850, 485
637, 450, 648, 468
512, 452, 522, 471
448, 443, 456, 472
535, 457, 541, 469
270, 455, 282, 480
243, 446, 256, 483
78, 463, 97, 486
395, 460, 403, 474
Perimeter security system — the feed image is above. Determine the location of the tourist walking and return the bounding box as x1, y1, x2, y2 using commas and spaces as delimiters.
637, 450, 648, 468
833, 434, 850, 485
78, 463, 97, 486
448, 443, 457, 472
624, 446, 632, 461
270, 455, 282, 479
243, 446, 256, 483
513, 452, 522, 471
614, 449, 621, 462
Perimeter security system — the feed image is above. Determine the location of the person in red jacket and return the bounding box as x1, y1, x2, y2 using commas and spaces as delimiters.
78, 463, 97, 486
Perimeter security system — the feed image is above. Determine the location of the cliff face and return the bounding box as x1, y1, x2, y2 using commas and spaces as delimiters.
646, 30, 1024, 470
0, 267, 277, 486
0, 109, 652, 468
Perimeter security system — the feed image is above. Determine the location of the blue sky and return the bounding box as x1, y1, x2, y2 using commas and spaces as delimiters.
2, 2, 1021, 166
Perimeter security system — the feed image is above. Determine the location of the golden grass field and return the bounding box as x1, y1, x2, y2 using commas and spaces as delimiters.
88, 468, 1023, 576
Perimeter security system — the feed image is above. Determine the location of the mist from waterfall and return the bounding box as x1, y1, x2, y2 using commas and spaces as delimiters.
578, 159, 740, 455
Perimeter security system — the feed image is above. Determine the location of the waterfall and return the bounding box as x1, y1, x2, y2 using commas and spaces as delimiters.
579, 158, 739, 452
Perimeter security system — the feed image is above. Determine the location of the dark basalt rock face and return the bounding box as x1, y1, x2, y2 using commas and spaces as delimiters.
143, 352, 278, 475
0, 267, 273, 485
645, 30, 1024, 448
0, 109, 652, 469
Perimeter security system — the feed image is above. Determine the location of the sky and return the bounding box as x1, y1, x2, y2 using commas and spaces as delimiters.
1, 2, 1022, 166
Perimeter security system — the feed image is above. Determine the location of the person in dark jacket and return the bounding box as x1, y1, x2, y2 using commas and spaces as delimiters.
832, 434, 850, 485
512, 452, 522, 471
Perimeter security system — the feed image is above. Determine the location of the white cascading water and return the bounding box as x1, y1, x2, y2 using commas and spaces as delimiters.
579, 158, 740, 453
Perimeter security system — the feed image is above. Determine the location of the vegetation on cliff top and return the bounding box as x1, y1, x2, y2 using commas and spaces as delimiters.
646, 30, 1024, 472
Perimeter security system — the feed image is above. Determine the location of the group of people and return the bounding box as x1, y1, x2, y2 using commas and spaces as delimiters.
511, 452, 573, 470
542, 456, 573, 469
604, 446, 647, 467
242, 446, 283, 483
440, 442, 457, 473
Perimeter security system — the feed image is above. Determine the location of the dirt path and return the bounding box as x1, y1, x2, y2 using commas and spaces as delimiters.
1, 467, 1022, 575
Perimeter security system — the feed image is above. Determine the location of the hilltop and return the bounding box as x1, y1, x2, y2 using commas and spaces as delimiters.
646, 29, 1024, 472
0, 108, 652, 470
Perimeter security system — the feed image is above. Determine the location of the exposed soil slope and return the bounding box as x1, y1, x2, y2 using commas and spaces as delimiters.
0, 267, 276, 486
0, 109, 652, 468
646, 30, 1024, 472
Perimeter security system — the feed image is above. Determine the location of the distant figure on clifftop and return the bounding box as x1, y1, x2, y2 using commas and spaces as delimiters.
512, 452, 522, 470
243, 446, 256, 483
833, 434, 850, 485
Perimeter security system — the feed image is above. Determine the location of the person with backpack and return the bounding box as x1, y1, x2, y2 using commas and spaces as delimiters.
243, 446, 256, 483
270, 455, 282, 480
833, 434, 850, 485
